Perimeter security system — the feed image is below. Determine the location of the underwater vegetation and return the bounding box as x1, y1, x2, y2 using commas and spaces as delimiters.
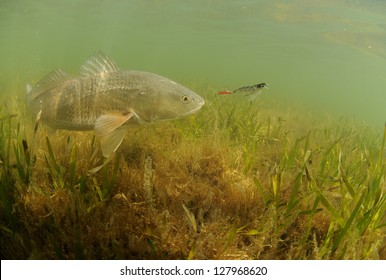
0, 84, 385, 260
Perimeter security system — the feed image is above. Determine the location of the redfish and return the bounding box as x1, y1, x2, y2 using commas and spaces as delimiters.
27, 51, 205, 158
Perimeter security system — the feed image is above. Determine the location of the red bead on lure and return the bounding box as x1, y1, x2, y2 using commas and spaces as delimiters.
217, 90, 233, 95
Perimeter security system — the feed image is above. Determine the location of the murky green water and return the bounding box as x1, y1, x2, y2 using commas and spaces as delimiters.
1, 0, 385, 124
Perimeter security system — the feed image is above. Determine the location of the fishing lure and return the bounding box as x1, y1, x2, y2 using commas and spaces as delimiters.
217, 83, 268, 101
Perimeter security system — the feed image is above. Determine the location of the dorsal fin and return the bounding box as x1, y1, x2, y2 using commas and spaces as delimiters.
79, 51, 119, 76
35, 69, 70, 89
27, 69, 71, 101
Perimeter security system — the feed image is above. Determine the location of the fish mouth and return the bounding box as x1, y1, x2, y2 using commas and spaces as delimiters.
188, 105, 203, 115
186, 98, 205, 115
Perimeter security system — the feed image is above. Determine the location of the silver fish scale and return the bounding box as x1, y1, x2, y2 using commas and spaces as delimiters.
54, 73, 141, 130
56, 78, 97, 130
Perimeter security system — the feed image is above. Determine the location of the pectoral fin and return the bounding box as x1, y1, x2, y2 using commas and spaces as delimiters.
99, 128, 127, 157
94, 112, 133, 157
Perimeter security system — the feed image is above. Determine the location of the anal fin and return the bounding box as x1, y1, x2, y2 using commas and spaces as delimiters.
34, 109, 42, 134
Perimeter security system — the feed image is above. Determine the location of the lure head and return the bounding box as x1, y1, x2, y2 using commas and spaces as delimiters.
256, 83, 268, 89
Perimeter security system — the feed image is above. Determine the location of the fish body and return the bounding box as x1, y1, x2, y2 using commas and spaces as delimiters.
27, 51, 205, 157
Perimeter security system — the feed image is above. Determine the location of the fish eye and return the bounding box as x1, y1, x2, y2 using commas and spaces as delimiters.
181, 95, 190, 103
